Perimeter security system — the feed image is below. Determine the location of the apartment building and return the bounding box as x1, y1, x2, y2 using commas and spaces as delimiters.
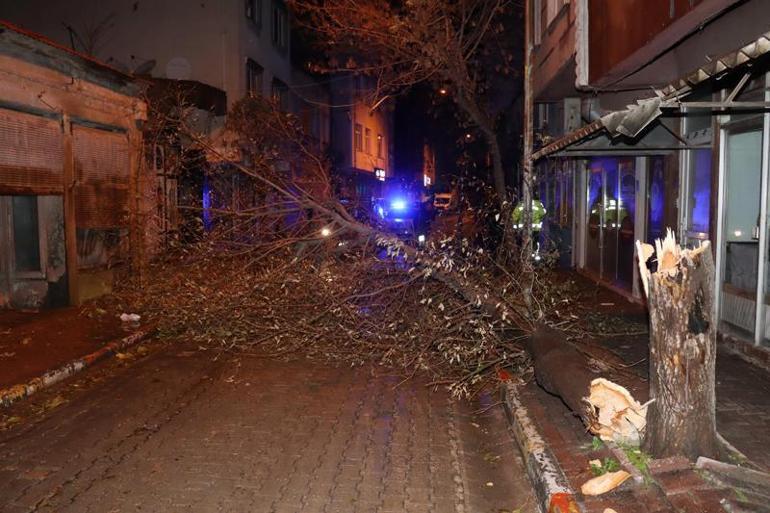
529, 0, 770, 354
331, 76, 394, 204
1, 0, 332, 243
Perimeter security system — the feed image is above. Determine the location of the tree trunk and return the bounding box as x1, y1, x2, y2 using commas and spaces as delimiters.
455, 93, 507, 202
525, 324, 595, 418
520, 0, 535, 303
637, 233, 720, 460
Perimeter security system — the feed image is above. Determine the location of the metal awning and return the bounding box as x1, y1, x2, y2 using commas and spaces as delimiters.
533, 31, 770, 161
545, 117, 709, 157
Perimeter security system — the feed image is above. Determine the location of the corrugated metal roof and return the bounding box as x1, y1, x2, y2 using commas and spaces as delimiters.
659, 31, 770, 99
533, 31, 770, 161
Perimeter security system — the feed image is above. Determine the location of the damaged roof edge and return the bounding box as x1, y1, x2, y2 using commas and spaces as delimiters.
0, 20, 142, 97
533, 31, 770, 161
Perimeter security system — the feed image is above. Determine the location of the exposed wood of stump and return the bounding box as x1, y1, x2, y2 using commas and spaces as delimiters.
637, 231, 720, 460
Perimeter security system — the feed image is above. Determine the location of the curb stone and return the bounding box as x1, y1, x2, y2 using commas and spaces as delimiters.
0, 325, 155, 408
502, 382, 581, 513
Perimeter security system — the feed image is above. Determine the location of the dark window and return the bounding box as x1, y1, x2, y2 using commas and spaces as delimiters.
364, 128, 372, 154
354, 124, 363, 152
12, 195, 41, 273
246, 59, 263, 97
271, 78, 289, 110
246, 0, 262, 26
271, 0, 288, 52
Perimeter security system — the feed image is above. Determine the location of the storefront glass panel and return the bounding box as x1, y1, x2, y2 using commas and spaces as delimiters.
721, 129, 763, 339
584, 158, 635, 290
687, 149, 712, 237
617, 161, 636, 288
647, 157, 666, 244
586, 165, 603, 276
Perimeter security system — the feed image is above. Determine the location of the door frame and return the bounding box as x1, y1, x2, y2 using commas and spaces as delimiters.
715, 109, 770, 346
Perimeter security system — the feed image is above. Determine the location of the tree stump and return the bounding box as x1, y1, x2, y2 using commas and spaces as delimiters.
637, 230, 720, 460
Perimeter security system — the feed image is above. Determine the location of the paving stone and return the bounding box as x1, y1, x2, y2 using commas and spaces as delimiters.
0, 346, 537, 512
648, 455, 691, 475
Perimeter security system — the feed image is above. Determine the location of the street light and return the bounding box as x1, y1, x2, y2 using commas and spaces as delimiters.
321, 227, 331, 237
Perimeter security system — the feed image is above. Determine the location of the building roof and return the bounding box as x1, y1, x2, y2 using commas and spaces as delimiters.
0, 20, 141, 97
533, 30, 770, 161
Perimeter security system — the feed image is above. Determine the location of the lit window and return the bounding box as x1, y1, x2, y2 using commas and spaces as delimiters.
375, 168, 385, 181
377, 134, 383, 158
246, 58, 263, 97
245, 0, 262, 27
364, 128, 372, 154
271, 0, 288, 52
354, 124, 363, 152
424, 174, 431, 187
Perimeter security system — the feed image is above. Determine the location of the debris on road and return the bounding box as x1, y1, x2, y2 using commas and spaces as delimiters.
580, 469, 631, 495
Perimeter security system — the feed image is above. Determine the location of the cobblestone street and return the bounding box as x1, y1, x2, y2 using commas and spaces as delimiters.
0, 343, 536, 513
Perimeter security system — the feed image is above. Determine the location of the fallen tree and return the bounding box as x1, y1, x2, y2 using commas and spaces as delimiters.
132, 94, 644, 421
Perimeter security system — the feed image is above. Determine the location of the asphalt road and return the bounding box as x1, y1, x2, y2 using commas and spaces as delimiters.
0, 342, 536, 512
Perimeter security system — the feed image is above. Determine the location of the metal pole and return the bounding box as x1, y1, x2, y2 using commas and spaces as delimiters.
755, 72, 770, 345
522, 0, 534, 274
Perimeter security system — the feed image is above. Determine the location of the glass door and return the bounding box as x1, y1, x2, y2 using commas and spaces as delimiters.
720, 129, 763, 340
617, 161, 636, 288
586, 165, 603, 276
603, 163, 619, 283
584, 158, 636, 290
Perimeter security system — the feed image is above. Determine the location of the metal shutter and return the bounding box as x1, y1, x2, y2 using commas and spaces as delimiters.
73, 126, 130, 228
0, 108, 63, 194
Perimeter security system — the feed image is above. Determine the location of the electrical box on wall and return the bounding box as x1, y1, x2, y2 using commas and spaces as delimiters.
564, 97, 581, 134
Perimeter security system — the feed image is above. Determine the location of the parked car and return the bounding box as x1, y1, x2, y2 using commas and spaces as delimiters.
373, 196, 430, 241
433, 192, 457, 212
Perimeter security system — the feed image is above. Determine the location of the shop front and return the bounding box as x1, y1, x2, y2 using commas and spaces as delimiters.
715, 72, 770, 347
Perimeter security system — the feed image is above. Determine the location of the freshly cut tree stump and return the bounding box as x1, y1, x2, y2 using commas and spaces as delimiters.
637, 230, 720, 460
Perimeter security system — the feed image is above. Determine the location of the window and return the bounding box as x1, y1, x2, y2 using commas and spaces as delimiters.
245, 0, 262, 27
375, 168, 385, 181
246, 59, 263, 97
12, 195, 41, 273
271, 78, 289, 110
364, 128, 372, 154
271, 0, 288, 52
545, 0, 568, 28
377, 134, 383, 158
535, 0, 568, 40
354, 123, 363, 152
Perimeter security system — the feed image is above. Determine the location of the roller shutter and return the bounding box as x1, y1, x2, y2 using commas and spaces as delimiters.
0, 108, 63, 194
73, 126, 130, 228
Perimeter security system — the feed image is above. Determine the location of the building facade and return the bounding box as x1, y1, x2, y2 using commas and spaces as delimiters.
331, 76, 394, 205
0, 0, 295, 110
0, 22, 146, 309
530, 0, 770, 353
1, 0, 333, 247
